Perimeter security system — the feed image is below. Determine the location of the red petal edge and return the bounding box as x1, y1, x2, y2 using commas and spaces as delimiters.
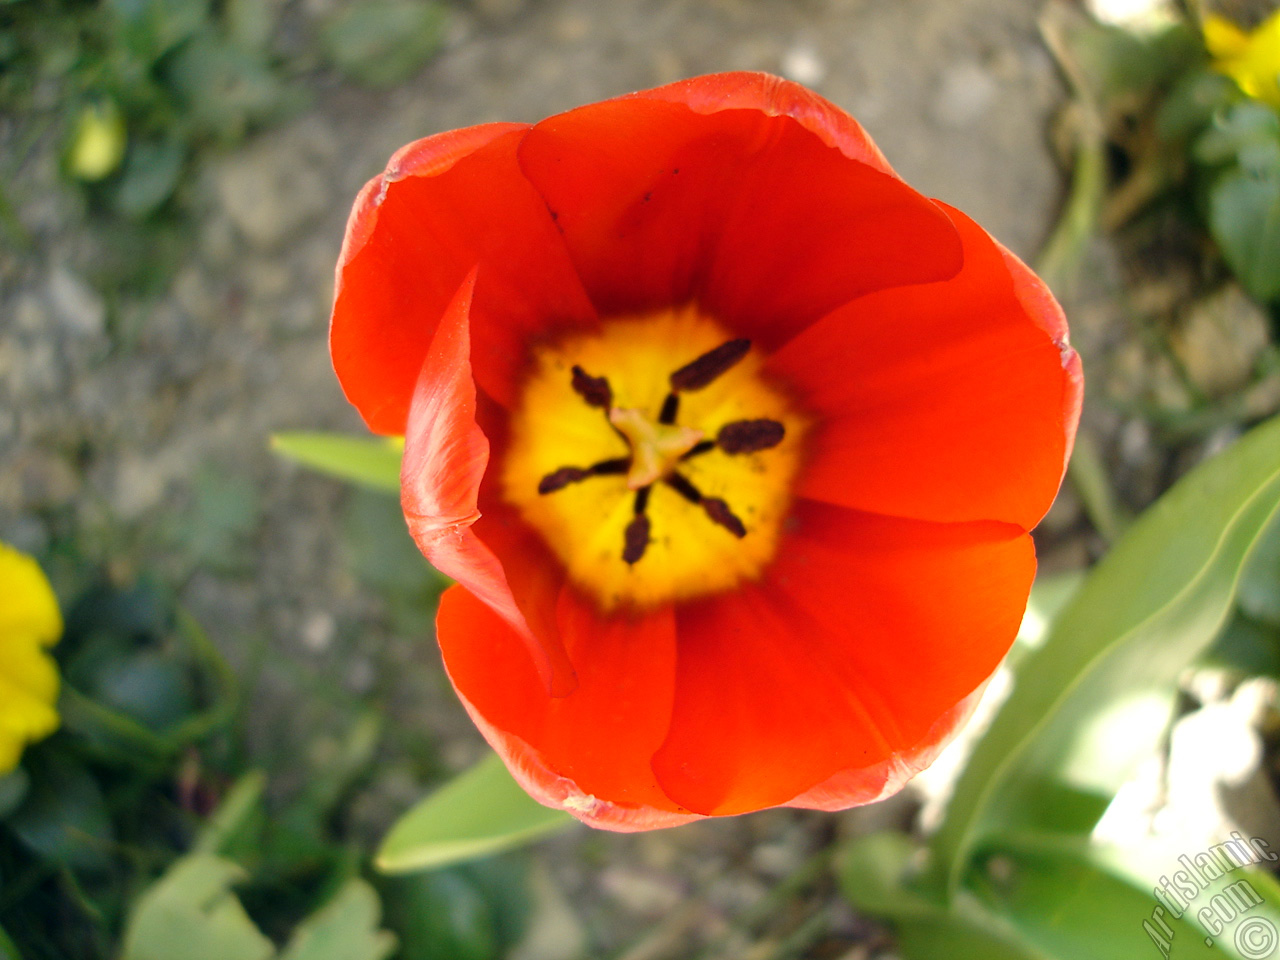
629, 71, 897, 178
332, 122, 596, 434
332, 123, 528, 312
786, 680, 989, 811
998, 239, 1084, 473
437, 584, 704, 832
400, 271, 576, 696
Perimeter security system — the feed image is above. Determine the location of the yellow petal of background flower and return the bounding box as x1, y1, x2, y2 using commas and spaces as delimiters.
0, 542, 63, 776
0, 542, 62, 645
1205, 10, 1280, 108
1204, 14, 1251, 58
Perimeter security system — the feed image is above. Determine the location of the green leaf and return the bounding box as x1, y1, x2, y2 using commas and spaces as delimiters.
383, 871, 500, 960
0, 768, 29, 820
9, 760, 114, 871
377, 752, 573, 874
1060, 14, 1198, 104
845, 831, 1278, 960
1087, 836, 1280, 960
1209, 166, 1280, 303
193, 770, 266, 856
113, 138, 186, 219
1238, 511, 1280, 626
279, 879, 396, 960
929, 414, 1280, 896
164, 29, 283, 140
0, 922, 21, 960
1015, 570, 1086, 653
1203, 612, 1280, 677
839, 833, 1051, 960
1157, 70, 1238, 142
106, 0, 212, 63
1065, 429, 1127, 543
320, 0, 446, 88
1194, 102, 1280, 168
91, 650, 196, 731
968, 837, 1235, 960
121, 854, 274, 960
271, 432, 402, 495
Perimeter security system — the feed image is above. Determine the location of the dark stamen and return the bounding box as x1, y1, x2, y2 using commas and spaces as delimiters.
663, 473, 746, 536
669, 339, 751, 392
539, 467, 588, 494
718, 419, 785, 454
539, 457, 631, 494
571, 365, 613, 408
658, 392, 679, 425
702, 498, 747, 538
594, 457, 631, 476
634, 485, 651, 514
681, 440, 716, 460
623, 514, 650, 564
663, 472, 702, 503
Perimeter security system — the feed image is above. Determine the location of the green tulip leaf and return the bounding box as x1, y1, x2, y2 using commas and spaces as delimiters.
377, 752, 573, 874
840, 832, 1053, 960
279, 879, 396, 960
271, 432, 402, 495
930, 414, 1280, 895
968, 836, 1242, 960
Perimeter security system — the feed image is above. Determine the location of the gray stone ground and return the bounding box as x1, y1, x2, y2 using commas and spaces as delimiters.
0, 0, 1117, 955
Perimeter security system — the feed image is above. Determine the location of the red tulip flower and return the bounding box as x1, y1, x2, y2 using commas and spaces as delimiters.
331, 73, 1083, 830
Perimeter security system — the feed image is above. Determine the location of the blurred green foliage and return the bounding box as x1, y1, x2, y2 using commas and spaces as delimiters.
0, 570, 531, 960
1, 0, 293, 219
0, 0, 447, 300
1055, 3, 1280, 309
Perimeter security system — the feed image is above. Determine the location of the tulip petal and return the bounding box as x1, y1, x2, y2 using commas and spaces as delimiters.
772, 203, 1080, 530
332, 123, 596, 434
786, 681, 989, 812
402, 273, 576, 695
436, 584, 700, 831
651, 499, 1033, 816
517, 78, 962, 345
632, 72, 896, 175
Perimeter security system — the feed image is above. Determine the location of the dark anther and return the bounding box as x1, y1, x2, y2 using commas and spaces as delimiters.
718, 419, 785, 454
634, 485, 651, 514
669, 339, 751, 392
539, 457, 630, 494
681, 440, 716, 460
571, 365, 613, 408
702, 498, 747, 538
623, 514, 651, 564
658, 392, 679, 425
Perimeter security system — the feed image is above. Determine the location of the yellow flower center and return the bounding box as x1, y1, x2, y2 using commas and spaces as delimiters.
502, 307, 808, 611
